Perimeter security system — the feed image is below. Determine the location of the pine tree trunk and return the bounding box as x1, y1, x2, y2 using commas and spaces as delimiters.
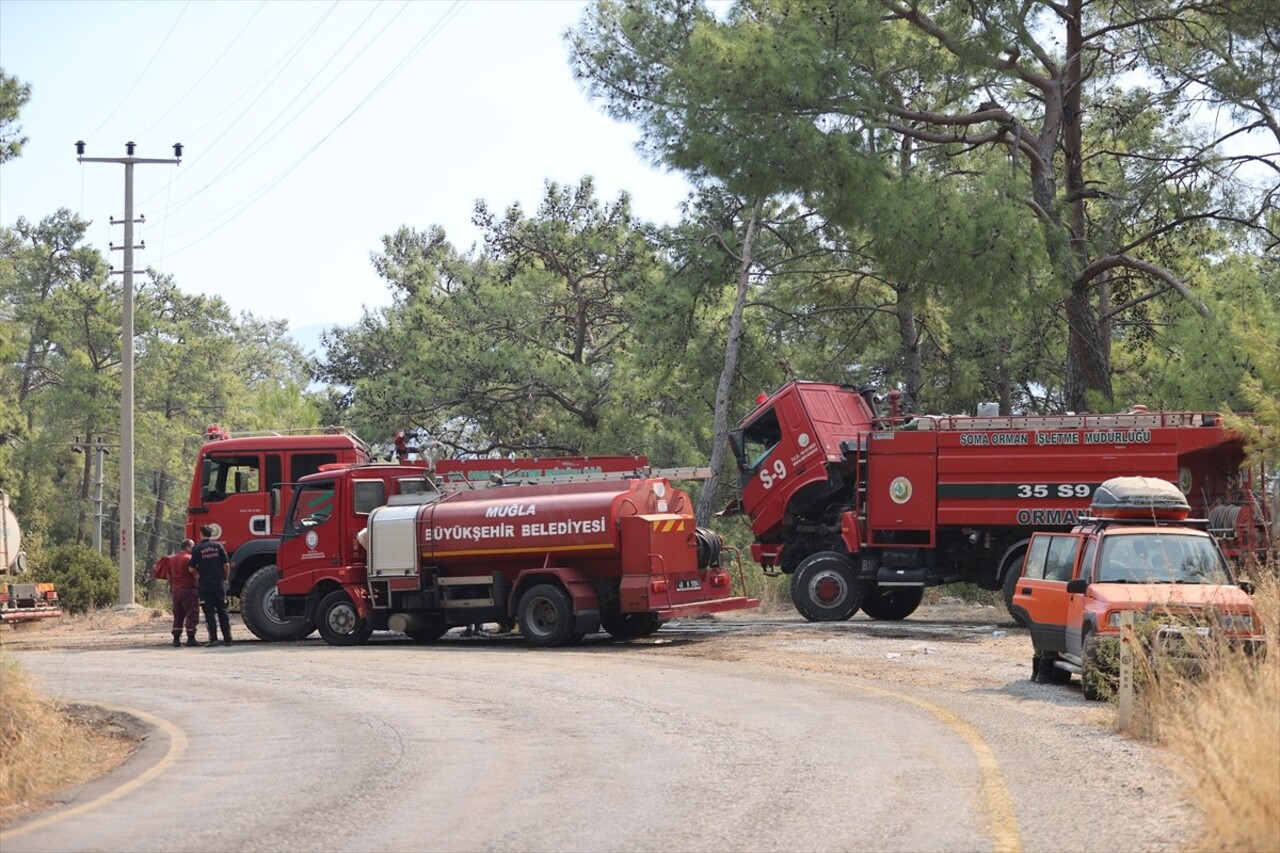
695, 198, 764, 526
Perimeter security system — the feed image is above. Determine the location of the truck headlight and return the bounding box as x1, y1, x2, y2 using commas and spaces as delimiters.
1219, 613, 1255, 633
1106, 610, 1148, 629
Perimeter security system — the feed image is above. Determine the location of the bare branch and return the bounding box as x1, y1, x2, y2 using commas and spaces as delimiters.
1079, 255, 1210, 318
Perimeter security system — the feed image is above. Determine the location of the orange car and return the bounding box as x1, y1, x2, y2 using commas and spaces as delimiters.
1010, 476, 1264, 699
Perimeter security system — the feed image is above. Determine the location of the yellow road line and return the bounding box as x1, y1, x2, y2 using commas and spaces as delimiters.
0, 702, 187, 842
808, 674, 1023, 853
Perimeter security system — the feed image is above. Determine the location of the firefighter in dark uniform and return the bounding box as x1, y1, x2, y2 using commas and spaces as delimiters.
189, 524, 234, 646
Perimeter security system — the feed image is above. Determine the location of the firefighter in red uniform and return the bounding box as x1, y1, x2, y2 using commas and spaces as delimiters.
154, 538, 198, 647
189, 525, 234, 646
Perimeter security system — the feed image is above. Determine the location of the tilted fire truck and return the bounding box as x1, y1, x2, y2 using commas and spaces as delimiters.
184, 424, 651, 640
725, 381, 1268, 623
266, 463, 757, 647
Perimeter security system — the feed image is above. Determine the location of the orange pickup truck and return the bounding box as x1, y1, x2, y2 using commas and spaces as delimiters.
1010, 476, 1265, 699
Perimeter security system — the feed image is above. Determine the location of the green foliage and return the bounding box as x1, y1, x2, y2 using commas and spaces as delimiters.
30, 544, 116, 613
0, 69, 30, 163
572, 0, 1275, 414
2, 210, 325, 568
321, 177, 694, 459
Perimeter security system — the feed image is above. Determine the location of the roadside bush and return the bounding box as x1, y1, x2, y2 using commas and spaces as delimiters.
30, 544, 115, 613
1133, 570, 1279, 850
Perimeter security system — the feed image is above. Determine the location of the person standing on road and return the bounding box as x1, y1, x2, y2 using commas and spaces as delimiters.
189, 525, 234, 647
153, 538, 198, 647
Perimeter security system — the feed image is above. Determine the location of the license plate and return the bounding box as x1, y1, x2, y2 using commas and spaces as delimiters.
676, 579, 701, 591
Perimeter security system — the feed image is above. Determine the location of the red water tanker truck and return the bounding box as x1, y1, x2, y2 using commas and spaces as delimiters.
270, 464, 757, 647
183, 423, 651, 641
726, 381, 1269, 623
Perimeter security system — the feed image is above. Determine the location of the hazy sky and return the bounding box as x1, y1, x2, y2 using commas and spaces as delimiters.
0, 0, 692, 335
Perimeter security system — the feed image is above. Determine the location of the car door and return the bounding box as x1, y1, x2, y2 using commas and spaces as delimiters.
1011, 533, 1086, 653
1064, 536, 1099, 657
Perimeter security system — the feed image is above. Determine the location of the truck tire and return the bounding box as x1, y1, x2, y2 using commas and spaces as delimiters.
859, 586, 923, 621
316, 590, 372, 646
1001, 550, 1028, 627
602, 612, 662, 640
240, 566, 315, 642
518, 583, 576, 647
791, 551, 862, 622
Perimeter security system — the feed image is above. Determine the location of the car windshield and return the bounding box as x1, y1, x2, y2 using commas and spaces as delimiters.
1095, 533, 1231, 584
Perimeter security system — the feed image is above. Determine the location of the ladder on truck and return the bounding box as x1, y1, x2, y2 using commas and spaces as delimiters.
435, 466, 712, 492
907, 409, 1221, 432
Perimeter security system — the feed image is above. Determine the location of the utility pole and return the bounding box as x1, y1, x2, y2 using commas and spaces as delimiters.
72, 436, 111, 554
75, 141, 183, 607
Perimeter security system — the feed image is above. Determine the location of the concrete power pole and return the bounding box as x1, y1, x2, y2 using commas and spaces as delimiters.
75, 141, 182, 607
71, 436, 110, 554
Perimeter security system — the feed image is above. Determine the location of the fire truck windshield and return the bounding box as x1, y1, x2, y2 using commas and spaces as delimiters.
289, 480, 336, 533
1095, 534, 1231, 585
740, 408, 783, 472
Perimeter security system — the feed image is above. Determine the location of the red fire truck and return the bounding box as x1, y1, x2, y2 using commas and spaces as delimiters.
725, 381, 1268, 623
267, 463, 756, 647
185, 424, 650, 639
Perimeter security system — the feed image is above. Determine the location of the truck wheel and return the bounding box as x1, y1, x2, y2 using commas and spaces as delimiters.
859, 587, 923, 621
518, 584, 576, 647
1001, 552, 1028, 627
602, 612, 662, 640
791, 551, 862, 622
316, 590, 372, 646
1081, 632, 1114, 701
240, 567, 315, 642
639, 617, 665, 637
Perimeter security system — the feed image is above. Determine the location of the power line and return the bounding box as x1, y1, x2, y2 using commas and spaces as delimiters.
132, 0, 271, 141
159, 1, 466, 260
87, 1, 192, 139
153, 0, 393, 229
137, 1, 341, 212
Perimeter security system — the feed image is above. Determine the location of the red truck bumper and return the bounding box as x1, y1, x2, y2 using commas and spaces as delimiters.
1, 583, 62, 624
0, 606, 64, 624
652, 595, 759, 620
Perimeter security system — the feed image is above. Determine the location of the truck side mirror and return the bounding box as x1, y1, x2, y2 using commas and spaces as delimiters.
1239, 580, 1256, 595
1066, 578, 1088, 595
271, 487, 280, 516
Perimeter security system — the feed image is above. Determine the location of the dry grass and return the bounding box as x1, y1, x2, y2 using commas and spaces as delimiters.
0, 651, 135, 827
1133, 569, 1280, 852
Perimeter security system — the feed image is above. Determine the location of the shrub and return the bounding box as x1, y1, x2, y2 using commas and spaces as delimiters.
1133, 571, 1280, 850
30, 544, 116, 613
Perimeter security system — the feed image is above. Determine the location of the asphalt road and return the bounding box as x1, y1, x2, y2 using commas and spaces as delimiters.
3, 615, 1198, 852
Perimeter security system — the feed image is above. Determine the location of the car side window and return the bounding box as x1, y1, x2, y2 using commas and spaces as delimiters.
1078, 538, 1098, 583
1045, 537, 1078, 582
1022, 537, 1051, 580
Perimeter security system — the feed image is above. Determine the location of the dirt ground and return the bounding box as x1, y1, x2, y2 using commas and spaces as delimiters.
1, 598, 1028, 664
5, 601, 1200, 851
